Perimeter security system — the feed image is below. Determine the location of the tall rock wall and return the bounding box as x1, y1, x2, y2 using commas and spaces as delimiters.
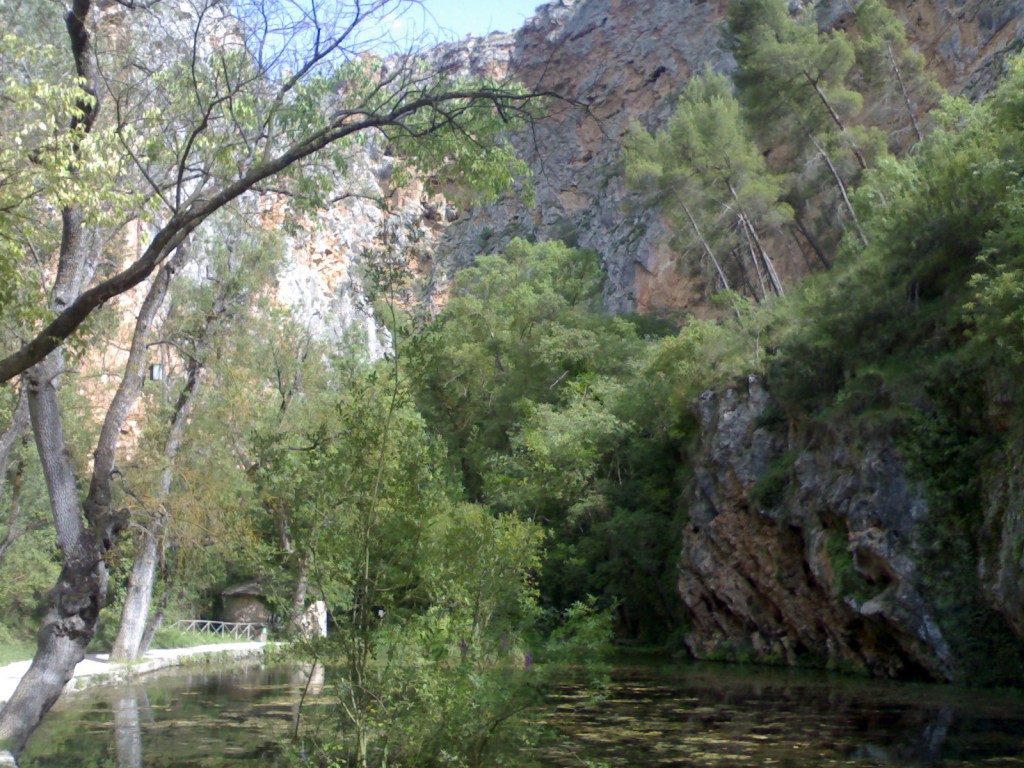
286, 0, 1024, 337
437, 0, 732, 314
428, 0, 1024, 314
680, 376, 1024, 682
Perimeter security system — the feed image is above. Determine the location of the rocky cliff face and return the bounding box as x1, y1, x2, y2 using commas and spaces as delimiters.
427, 0, 1024, 315
276, 0, 1024, 679
437, 0, 732, 314
679, 376, 1024, 682
296, 0, 1024, 338
980, 432, 1024, 640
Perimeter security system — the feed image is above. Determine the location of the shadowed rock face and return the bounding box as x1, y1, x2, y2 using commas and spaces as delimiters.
980, 435, 1024, 640
680, 376, 957, 681
290, 0, 1024, 332
437, 0, 733, 314
428, 0, 1024, 315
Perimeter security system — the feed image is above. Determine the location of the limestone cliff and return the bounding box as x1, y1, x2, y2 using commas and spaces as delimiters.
680, 375, 1024, 683
294, 0, 1024, 336
425, 0, 1024, 314
437, 0, 731, 314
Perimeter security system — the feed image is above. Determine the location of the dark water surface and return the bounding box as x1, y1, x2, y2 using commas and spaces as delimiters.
540, 661, 1024, 767
19, 659, 1024, 767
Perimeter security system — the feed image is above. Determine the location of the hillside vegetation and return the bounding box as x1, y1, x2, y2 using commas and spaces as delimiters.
4, 0, 1024, 762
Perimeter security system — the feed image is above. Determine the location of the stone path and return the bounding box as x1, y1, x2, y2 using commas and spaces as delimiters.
0, 642, 269, 705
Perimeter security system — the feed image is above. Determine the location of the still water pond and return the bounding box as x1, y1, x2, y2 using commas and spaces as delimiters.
19, 659, 1024, 767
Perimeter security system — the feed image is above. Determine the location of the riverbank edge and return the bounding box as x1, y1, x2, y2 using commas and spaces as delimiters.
0, 641, 274, 705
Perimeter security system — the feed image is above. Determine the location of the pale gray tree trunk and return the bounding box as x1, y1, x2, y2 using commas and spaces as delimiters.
725, 181, 784, 298
0, 243, 188, 751
809, 134, 869, 247
112, 689, 143, 768
803, 70, 869, 171
678, 199, 731, 292
112, 241, 255, 661
110, 523, 162, 664
0, 4, 108, 736
0, 71, 187, 755
137, 588, 169, 658
0, 348, 108, 754
884, 42, 924, 144
111, 360, 202, 662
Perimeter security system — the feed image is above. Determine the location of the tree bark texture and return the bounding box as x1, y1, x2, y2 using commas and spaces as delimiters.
0, 1, 114, 750
111, 360, 202, 662
0, 354, 112, 755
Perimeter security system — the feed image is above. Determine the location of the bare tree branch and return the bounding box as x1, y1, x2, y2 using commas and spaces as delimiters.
0, 86, 563, 384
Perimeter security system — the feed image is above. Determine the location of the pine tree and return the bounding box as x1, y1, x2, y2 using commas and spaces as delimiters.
854, 0, 942, 146
726, 0, 876, 244
626, 72, 790, 299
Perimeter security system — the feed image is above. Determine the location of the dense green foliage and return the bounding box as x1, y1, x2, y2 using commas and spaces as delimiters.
409, 239, 704, 641
620, 0, 1024, 684
625, 72, 790, 298
740, 60, 1024, 684
7, 0, 1024, 761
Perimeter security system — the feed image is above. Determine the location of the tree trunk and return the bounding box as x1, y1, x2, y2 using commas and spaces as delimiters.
678, 199, 731, 292
791, 214, 831, 269
888, 42, 923, 144
743, 215, 785, 297
810, 134, 869, 247
111, 359, 202, 662
0, 226, 185, 753
289, 558, 310, 634
803, 70, 869, 170
0, 351, 112, 755
109, 521, 162, 663
138, 587, 169, 658
725, 181, 784, 297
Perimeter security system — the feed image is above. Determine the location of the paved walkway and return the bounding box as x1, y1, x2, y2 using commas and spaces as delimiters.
0, 642, 269, 705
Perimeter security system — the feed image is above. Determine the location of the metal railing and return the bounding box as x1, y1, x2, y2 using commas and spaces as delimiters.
171, 619, 267, 641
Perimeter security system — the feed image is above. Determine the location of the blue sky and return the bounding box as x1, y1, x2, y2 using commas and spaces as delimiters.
398, 0, 544, 39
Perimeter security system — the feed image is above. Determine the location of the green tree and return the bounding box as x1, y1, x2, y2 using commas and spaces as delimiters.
625, 72, 790, 300
854, 0, 942, 147
0, 0, 549, 752
728, 0, 866, 163
726, 0, 878, 243
409, 238, 633, 498
108, 220, 285, 662
252, 370, 547, 767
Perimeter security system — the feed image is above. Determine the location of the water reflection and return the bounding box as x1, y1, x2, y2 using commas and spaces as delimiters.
22, 663, 305, 768
112, 689, 147, 768
537, 662, 1024, 767
17, 659, 1024, 767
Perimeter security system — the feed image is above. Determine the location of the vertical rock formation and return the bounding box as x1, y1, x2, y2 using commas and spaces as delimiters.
679, 374, 1024, 682
438, 0, 732, 313
681, 376, 955, 680
282, 0, 1024, 332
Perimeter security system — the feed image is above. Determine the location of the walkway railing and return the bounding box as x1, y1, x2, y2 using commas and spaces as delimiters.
171, 619, 267, 641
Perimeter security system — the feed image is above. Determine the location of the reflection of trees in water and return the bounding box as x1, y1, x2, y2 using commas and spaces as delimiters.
112, 688, 149, 768
290, 663, 325, 739
21, 663, 1024, 767
540, 667, 1024, 767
